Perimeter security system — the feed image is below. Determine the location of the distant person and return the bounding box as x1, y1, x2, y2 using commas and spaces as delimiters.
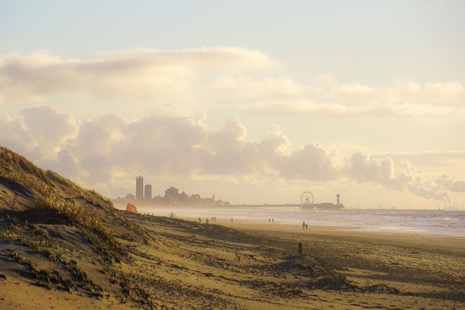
198, 217, 202, 223
302, 221, 306, 230
305, 223, 308, 230
272, 218, 274, 223
205, 218, 209, 224
268, 218, 271, 224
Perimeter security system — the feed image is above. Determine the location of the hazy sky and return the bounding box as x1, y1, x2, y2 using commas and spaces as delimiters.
1, 1, 465, 208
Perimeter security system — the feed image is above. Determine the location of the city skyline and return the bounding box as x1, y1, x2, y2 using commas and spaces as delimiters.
114, 175, 225, 206
1, 1, 464, 208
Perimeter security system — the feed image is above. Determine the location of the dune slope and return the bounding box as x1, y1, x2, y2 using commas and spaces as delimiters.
0, 147, 150, 308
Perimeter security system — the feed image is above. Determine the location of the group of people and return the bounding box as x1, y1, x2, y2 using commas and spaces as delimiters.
196, 216, 310, 230
199, 216, 218, 224
302, 221, 309, 230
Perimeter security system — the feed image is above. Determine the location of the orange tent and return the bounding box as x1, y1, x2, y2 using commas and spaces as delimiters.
126, 203, 138, 213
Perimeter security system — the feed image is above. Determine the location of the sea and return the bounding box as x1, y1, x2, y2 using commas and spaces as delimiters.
135, 206, 465, 238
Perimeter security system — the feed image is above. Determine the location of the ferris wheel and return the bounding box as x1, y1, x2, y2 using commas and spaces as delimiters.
301, 191, 314, 205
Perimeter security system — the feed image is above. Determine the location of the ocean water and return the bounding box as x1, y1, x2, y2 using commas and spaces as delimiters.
137, 206, 465, 238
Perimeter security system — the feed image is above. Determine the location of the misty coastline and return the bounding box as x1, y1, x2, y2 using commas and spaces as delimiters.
114, 202, 465, 238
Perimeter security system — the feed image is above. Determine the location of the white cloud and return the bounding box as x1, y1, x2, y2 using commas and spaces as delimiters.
391, 81, 465, 104
0, 106, 76, 159
238, 76, 465, 119
208, 75, 304, 98
344, 152, 413, 191
343, 152, 465, 202
2, 49, 464, 121
241, 99, 462, 119
0, 48, 279, 107
1, 106, 463, 203
100, 47, 279, 71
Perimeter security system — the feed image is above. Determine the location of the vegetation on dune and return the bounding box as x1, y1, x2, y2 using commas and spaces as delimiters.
0, 146, 152, 306
0, 147, 126, 261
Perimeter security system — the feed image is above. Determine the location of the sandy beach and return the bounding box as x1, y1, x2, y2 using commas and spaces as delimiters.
1, 208, 464, 309
116, 214, 465, 309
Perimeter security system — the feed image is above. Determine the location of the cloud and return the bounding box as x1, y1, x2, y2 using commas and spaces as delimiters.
278, 144, 339, 181
2, 106, 463, 203
20, 106, 77, 153
100, 47, 279, 71
239, 76, 465, 119
0, 48, 279, 107
241, 100, 461, 119
343, 152, 465, 202
2, 49, 464, 121
392, 81, 465, 103
0, 106, 76, 159
208, 75, 304, 99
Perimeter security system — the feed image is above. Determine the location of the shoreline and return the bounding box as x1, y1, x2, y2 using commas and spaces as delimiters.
170, 214, 465, 240
115, 201, 464, 211
118, 204, 465, 238
219, 220, 465, 250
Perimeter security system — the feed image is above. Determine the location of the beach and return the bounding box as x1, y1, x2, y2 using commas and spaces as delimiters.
2, 212, 465, 309
117, 214, 465, 308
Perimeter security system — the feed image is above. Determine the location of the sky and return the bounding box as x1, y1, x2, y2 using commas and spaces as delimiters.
1, 1, 465, 208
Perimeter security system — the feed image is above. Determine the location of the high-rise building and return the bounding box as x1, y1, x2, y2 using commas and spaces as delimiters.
136, 175, 144, 200
145, 184, 152, 200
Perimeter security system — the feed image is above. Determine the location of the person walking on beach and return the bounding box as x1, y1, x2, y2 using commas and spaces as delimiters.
302, 221, 306, 230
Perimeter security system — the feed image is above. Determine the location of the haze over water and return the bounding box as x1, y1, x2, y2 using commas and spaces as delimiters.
132, 205, 465, 238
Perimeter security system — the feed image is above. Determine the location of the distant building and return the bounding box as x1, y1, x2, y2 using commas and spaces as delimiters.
136, 175, 144, 200
201, 194, 215, 205
191, 194, 201, 205
145, 184, 152, 200
164, 187, 179, 204
124, 180, 230, 206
